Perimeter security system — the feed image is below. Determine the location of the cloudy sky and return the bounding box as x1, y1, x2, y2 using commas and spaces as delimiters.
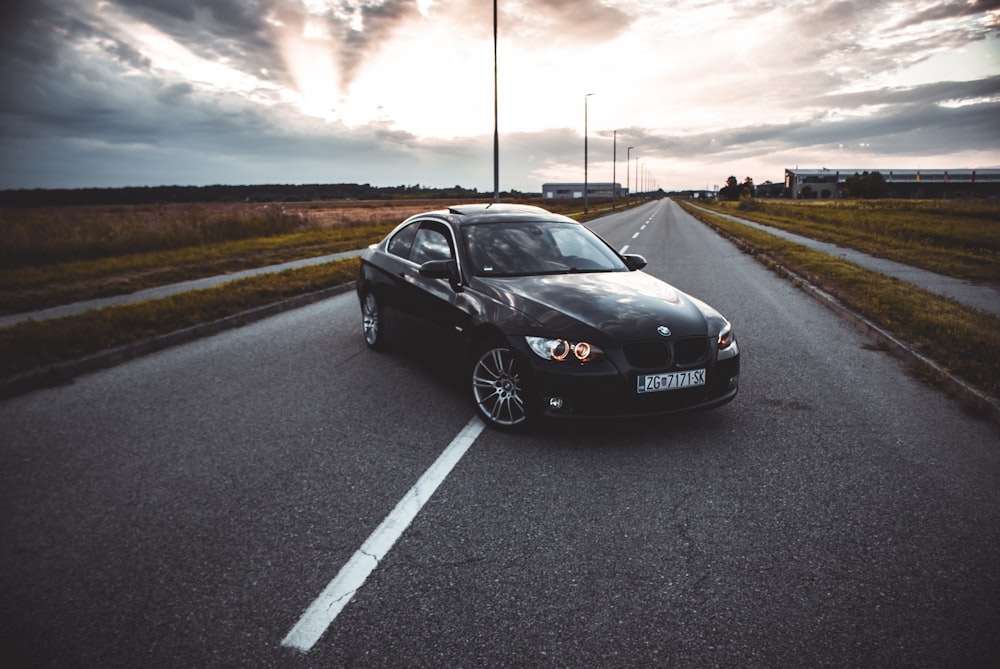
1, 0, 998, 193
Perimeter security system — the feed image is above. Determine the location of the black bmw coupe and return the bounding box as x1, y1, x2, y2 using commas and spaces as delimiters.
357, 203, 740, 430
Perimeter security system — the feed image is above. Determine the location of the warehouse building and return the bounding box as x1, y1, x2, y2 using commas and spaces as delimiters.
542, 182, 624, 199
784, 168, 1000, 199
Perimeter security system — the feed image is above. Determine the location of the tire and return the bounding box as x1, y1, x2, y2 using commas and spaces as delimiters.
470, 341, 532, 430
361, 292, 389, 351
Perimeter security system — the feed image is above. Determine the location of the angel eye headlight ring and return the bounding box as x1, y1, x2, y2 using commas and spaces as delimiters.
526, 336, 603, 363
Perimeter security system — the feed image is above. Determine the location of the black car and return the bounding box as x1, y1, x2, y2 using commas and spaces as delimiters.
357, 203, 740, 430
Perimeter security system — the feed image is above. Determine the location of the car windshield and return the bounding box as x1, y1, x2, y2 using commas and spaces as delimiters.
463, 221, 627, 277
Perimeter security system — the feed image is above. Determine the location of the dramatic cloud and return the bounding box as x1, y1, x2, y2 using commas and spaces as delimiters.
0, 0, 997, 191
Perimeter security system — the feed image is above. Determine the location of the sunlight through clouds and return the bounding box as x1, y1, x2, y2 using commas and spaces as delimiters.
1, 0, 997, 190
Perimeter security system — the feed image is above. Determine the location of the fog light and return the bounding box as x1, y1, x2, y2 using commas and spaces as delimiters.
728, 374, 740, 390
548, 397, 564, 410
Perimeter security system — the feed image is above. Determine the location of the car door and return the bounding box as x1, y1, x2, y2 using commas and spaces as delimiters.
395, 219, 469, 337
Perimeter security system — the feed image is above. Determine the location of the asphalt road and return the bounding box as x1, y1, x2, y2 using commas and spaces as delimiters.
2, 200, 998, 668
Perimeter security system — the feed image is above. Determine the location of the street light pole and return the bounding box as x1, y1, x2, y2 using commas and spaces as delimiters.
492, 0, 499, 203
612, 130, 617, 210
626, 146, 633, 206
583, 96, 588, 213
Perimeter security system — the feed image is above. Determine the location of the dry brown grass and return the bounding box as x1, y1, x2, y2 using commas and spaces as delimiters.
0, 199, 482, 268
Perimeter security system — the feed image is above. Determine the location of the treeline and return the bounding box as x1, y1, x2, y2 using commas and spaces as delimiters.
718, 176, 757, 200
0, 183, 499, 207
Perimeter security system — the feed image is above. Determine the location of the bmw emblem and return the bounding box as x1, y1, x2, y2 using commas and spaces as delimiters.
657, 325, 671, 337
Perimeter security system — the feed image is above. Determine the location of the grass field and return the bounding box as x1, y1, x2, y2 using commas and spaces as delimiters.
0, 201, 437, 314
696, 198, 1000, 281
0, 198, 614, 316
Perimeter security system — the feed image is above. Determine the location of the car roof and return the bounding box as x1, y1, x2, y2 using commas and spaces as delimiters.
414, 203, 576, 226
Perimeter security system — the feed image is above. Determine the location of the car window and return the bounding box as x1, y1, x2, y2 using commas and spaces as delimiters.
410, 225, 453, 265
387, 222, 419, 259
464, 221, 626, 277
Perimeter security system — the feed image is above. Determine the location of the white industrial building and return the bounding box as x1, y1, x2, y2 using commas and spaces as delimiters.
542, 182, 624, 199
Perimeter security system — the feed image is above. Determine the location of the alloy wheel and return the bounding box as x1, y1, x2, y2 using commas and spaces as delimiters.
472, 346, 527, 428
362, 293, 385, 350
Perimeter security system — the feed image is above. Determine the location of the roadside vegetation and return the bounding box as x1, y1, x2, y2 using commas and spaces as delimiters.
0, 201, 451, 314
678, 200, 999, 403
0, 258, 358, 379
0, 198, 625, 315
694, 197, 1000, 281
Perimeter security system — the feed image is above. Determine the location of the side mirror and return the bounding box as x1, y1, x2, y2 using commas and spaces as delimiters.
419, 259, 462, 291
622, 254, 647, 271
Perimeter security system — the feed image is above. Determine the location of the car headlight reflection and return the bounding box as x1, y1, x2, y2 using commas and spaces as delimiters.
526, 336, 604, 363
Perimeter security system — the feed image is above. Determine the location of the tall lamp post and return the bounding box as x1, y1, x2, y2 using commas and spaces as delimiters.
492, 0, 499, 203
612, 130, 617, 210
583, 93, 593, 214
626, 146, 634, 206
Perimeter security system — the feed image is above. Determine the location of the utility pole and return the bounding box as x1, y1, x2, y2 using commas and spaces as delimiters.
583, 93, 593, 214
492, 0, 499, 202
626, 146, 633, 206
612, 130, 617, 209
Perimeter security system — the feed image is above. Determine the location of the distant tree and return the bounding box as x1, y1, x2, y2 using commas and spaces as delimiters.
719, 175, 741, 200
844, 171, 888, 198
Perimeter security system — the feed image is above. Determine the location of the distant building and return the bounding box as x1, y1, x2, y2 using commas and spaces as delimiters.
668, 189, 715, 199
755, 181, 785, 198
784, 168, 1000, 199
542, 182, 624, 199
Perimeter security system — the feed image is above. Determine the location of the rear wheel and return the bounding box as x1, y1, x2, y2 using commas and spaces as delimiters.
471, 342, 532, 430
361, 292, 389, 351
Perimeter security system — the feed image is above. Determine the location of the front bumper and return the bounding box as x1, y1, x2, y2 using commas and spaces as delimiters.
511, 339, 740, 420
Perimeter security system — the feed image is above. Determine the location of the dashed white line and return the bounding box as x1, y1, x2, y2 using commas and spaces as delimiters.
631, 231, 640, 239
281, 416, 485, 653
619, 244, 630, 254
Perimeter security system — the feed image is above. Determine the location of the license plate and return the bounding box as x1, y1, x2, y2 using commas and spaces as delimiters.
637, 369, 706, 394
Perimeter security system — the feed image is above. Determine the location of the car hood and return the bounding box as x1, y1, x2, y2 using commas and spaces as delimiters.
475, 271, 714, 341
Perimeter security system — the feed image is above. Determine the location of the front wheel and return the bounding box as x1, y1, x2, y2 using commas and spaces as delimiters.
471, 343, 532, 430
361, 292, 389, 351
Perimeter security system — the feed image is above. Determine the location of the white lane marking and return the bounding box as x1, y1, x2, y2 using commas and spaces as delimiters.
631, 231, 640, 239
619, 244, 630, 254
281, 416, 485, 652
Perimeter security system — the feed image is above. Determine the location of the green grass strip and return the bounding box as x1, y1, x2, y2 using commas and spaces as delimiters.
695, 200, 1000, 281
679, 201, 999, 398
0, 257, 359, 379
0, 225, 391, 314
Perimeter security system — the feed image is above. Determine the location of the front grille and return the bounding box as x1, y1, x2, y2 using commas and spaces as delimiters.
623, 341, 671, 368
623, 336, 709, 369
674, 336, 710, 366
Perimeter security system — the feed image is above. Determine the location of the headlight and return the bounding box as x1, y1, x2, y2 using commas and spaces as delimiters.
526, 336, 605, 363
717, 321, 735, 349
